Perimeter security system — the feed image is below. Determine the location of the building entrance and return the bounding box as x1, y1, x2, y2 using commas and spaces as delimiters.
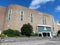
37, 25, 51, 37
43, 33, 50, 37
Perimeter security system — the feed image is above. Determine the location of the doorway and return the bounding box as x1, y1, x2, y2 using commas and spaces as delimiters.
47, 33, 50, 36
43, 33, 46, 37
39, 34, 42, 37
43, 33, 50, 37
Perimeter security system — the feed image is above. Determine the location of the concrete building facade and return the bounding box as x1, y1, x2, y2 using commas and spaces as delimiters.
0, 4, 60, 37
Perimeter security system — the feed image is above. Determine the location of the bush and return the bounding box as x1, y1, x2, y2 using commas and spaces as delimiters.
0, 34, 7, 37
57, 30, 60, 36
34, 33, 38, 36
14, 30, 20, 36
2, 29, 20, 37
31, 33, 38, 36
21, 23, 33, 37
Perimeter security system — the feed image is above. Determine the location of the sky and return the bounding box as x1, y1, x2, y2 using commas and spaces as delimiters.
0, 0, 60, 21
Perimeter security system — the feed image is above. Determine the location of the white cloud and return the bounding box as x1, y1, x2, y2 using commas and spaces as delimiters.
29, 5, 40, 9
29, 0, 55, 9
55, 6, 60, 12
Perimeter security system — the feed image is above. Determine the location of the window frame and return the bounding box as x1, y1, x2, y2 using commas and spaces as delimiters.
20, 10, 24, 21
7, 9, 12, 21
43, 16, 46, 25
30, 13, 33, 22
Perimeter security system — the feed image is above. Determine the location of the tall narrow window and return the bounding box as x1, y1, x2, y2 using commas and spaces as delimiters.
20, 11, 24, 21
43, 16, 46, 24
8, 9, 12, 20
30, 13, 33, 22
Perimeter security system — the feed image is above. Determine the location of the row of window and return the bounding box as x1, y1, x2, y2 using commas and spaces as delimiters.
8, 9, 46, 24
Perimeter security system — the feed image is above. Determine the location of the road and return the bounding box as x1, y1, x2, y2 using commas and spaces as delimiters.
0, 37, 60, 45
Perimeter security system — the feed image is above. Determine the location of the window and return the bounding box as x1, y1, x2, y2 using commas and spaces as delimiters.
43, 16, 46, 24
44, 26, 47, 30
30, 13, 33, 22
20, 11, 24, 21
8, 9, 12, 20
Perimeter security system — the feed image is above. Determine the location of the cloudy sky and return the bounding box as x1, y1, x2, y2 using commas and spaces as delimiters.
0, 0, 60, 21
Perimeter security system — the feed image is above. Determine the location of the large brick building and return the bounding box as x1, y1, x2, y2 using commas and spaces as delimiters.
0, 4, 60, 37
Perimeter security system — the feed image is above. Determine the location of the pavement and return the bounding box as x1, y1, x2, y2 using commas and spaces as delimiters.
0, 37, 60, 45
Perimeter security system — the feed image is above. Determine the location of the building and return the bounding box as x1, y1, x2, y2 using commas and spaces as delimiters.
53, 21, 60, 36
0, 4, 60, 37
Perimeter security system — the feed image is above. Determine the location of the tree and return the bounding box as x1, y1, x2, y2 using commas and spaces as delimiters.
21, 23, 33, 36
57, 30, 60, 36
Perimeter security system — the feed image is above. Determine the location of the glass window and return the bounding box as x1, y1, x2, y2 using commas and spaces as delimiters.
8, 9, 12, 20
30, 13, 33, 22
20, 11, 24, 21
43, 16, 46, 24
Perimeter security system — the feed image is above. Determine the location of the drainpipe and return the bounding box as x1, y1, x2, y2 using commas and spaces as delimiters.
51, 17, 55, 38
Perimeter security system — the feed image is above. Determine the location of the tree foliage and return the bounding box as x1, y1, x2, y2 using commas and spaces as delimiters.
2, 29, 20, 37
14, 30, 20, 36
57, 30, 60, 36
21, 23, 33, 36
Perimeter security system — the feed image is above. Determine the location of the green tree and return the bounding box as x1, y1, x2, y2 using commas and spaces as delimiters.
21, 23, 33, 37
57, 30, 60, 36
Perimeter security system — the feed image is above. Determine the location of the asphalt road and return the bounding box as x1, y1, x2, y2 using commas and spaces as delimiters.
0, 37, 60, 45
